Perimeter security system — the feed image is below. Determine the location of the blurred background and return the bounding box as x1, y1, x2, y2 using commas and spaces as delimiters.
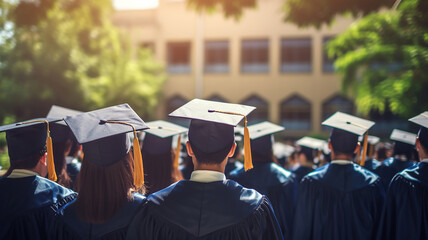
0, 0, 427, 169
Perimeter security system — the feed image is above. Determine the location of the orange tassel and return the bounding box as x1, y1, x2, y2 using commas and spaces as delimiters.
47, 134, 57, 181
133, 135, 144, 188
360, 133, 369, 166
174, 135, 181, 168
243, 119, 253, 171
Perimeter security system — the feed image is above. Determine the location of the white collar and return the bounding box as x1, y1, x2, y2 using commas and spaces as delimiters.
7, 169, 39, 178
331, 160, 353, 165
421, 158, 428, 163
190, 170, 226, 183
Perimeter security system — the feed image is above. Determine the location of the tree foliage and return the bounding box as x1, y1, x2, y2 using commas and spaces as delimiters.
0, 0, 166, 121
327, 0, 428, 117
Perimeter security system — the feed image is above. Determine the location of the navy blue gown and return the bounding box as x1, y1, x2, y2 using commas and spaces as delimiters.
229, 162, 296, 239
224, 160, 243, 178
376, 157, 415, 189
49, 193, 146, 240
378, 162, 428, 240
292, 165, 314, 183
362, 158, 382, 172
126, 179, 283, 239
0, 175, 77, 239
292, 163, 385, 240
66, 158, 81, 189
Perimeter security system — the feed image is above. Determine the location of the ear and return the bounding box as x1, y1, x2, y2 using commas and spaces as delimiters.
354, 142, 361, 154
39, 153, 47, 166
227, 142, 237, 158
328, 140, 333, 151
186, 141, 195, 157
416, 138, 421, 152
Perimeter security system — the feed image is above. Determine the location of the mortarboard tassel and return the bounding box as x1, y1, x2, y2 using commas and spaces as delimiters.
21, 120, 57, 181
360, 132, 369, 166
104, 120, 144, 189
174, 135, 181, 168
243, 117, 253, 171
133, 132, 144, 188
208, 110, 253, 171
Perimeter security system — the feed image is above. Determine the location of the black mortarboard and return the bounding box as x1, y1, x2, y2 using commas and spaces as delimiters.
142, 120, 188, 168
47, 105, 83, 124
46, 105, 82, 143
169, 99, 255, 170
64, 104, 149, 188
322, 112, 375, 165
409, 112, 428, 150
248, 121, 284, 158
0, 118, 61, 181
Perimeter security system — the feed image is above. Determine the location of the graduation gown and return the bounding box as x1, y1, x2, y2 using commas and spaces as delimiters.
224, 160, 243, 178
229, 162, 296, 239
0, 175, 77, 240
376, 157, 415, 189
126, 179, 283, 240
66, 158, 81, 188
377, 162, 428, 240
362, 158, 382, 172
292, 163, 385, 240
292, 165, 314, 183
49, 193, 146, 240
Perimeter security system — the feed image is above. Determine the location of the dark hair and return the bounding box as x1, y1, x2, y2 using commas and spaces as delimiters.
189, 141, 234, 165
75, 152, 137, 223
68, 140, 81, 158
53, 140, 72, 188
299, 147, 314, 163
3, 146, 47, 177
418, 127, 428, 152
252, 150, 275, 163
330, 129, 358, 155
142, 150, 183, 195
393, 141, 414, 160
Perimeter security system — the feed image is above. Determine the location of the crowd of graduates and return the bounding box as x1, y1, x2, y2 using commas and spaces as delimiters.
0, 99, 427, 240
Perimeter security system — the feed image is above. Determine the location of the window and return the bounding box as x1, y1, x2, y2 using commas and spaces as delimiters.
240, 95, 269, 124
322, 95, 354, 130
280, 95, 311, 130
207, 95, 228, 103
166, 95, 189, 126
204, 41, 229, 73
281, 38, 312, 73
323, 37, 335, 72
167, 42, 191, 74
241, 39, 269, 73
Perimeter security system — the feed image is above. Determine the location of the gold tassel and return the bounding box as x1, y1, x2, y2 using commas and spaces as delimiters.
243, 117, 253, 171
133, 133, 144, 188
360, 132, 369, 166
174, 135, 181, 168
21, 120, 57, 181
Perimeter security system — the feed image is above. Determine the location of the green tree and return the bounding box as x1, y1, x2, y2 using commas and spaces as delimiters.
0, 0, 165, 121
326, 0, 428, 117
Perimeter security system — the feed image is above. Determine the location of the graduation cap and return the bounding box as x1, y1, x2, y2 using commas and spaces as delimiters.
0, 118, 61, 181
46, 105, 83, 143
142, 120, 188, 168
409, 112, 428, 150
248, 121, 284, 158
64, 104, 149, 189
358, 135, 380, 157
322, 111, 375, 165
296, 137, 326, 162
169, 98, 256, 171
390, 129, 417, 145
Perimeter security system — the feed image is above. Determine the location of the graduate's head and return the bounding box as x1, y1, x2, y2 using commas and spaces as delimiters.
188, 120, 236, 165
298, 146, 314, 163
169, 99, 256, 171
64, 104, 149, 223
248, 121, 284, 163
329, 129, 359, 156
417, 127, 428, 157
322, 112, 375, 160
390, 129, 417, 160
296, 136, 326, 164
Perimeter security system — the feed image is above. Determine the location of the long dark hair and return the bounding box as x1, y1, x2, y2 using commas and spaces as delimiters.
75, 152, 135, 223
143, 149, 183, 195
53, 140, 72, 188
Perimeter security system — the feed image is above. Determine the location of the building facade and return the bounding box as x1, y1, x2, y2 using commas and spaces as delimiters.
112, 0, 358, 138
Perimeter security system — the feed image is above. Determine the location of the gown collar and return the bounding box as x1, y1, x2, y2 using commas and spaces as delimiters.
7, 169, 39, 178
331, 160, 353, 165
190, 170, 226, 183
421, 158, 428, 163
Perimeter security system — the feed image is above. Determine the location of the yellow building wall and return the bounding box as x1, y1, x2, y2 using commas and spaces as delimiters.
112, 0, 355, 136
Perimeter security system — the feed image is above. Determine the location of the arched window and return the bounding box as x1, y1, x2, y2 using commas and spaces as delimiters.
206, 95, 228, 103
322, 95, 354, 130
166, 95, 189, 126
280, 94, 311, 130
240, 95, 269, 124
